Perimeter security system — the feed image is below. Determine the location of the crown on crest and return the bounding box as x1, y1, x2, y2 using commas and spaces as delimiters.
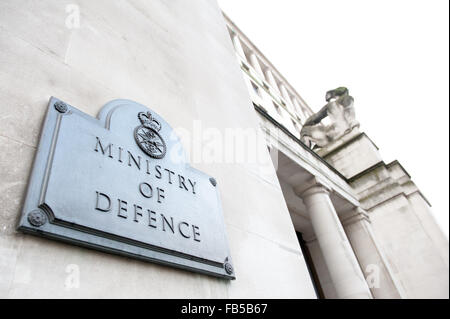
138, 111, 161, 131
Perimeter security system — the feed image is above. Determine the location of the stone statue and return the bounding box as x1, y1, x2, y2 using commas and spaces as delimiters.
300, 87, 359, 149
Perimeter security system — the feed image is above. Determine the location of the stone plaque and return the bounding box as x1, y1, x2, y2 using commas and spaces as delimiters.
18, 98, 235, 279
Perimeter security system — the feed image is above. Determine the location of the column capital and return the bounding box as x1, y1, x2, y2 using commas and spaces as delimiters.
341, 207, 371, 226
293, 176, 332, 198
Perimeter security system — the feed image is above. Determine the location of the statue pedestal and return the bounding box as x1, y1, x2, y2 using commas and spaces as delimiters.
316, 128, 382, 180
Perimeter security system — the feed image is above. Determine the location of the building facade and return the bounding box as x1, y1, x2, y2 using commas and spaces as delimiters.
224, 14, 449, 299
0, 0, 448, 298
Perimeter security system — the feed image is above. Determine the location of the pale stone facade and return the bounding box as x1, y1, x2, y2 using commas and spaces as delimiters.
225, 14, 449, 299
0, 0, 447, 299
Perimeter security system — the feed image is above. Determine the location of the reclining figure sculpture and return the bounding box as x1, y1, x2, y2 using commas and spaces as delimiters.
300, 87, 359, 149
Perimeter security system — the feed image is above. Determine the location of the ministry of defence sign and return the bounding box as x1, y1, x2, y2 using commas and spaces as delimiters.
18, 98, 235, 279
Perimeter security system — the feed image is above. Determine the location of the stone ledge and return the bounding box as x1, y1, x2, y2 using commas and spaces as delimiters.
316, 130, 379, 159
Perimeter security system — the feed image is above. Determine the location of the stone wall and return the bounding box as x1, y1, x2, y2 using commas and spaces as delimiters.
0, 0, 316, 298
322, 130, 449, 299
369, 194, 449, 298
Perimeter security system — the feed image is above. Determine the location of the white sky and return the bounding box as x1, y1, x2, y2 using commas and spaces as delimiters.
219, 0, 449, 237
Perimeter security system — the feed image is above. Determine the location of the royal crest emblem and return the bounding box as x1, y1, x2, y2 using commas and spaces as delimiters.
134, 111, 166, 159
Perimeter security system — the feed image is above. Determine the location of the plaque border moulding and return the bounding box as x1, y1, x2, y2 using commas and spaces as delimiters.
17, 97, 235, 280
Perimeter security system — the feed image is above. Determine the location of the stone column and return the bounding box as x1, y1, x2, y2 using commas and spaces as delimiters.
230, 33, 265, 110
247, 52, 276, 112
264, 69, 281, 95
295, 180, 372, 299
262, 69, 295, 131
292, 97, 306, 124
249, 52, 264, 77
279, 83, 295, 113
231, 32, 247, 61
342, 208, 405, 299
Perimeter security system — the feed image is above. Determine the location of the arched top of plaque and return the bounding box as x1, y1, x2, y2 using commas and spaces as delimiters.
97, 99, 188, 167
